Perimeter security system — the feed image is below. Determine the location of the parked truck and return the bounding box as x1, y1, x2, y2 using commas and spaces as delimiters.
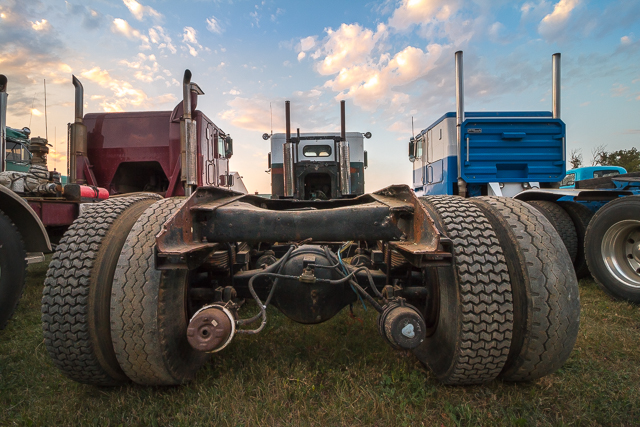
41, 97, 579, 388
0, 70, 240, 329
264, 100, 370, 200
409, 51, 640, 302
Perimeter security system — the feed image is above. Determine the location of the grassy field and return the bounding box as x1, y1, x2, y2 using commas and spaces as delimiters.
1, 260, 639, 426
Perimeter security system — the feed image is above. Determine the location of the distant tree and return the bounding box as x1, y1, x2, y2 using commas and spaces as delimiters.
591, 144, 608, 166
570, 149, 582, 169
593, 147, 640, 172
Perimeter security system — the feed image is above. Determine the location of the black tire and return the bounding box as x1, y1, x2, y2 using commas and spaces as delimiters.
473, 197, 580, 381
41, 194, 161, 386
0, 211, 27, 330
558, 201, 594, 279
413, 196, 513, 385
526, 200, 578, 263
110, 198, 210, 386
585, 196, 640, 302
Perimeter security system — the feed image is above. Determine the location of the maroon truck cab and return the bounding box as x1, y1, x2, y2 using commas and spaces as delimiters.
85, 97, 229, 197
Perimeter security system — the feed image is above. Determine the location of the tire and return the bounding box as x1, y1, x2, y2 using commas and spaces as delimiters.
473, 197, 580, 381
413, 196, 513, 385
585, 196, 640, 302
558, 202, 594, 279
41, 194, 161, 386
526, 200, 578, 264
0, 211, 27, 330
110, 198, 210, 386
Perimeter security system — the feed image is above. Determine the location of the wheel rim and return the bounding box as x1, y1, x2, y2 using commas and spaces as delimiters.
601, 219, 640, 288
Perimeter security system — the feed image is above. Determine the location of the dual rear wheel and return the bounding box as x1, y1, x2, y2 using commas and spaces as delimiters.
414, 196, 580, 384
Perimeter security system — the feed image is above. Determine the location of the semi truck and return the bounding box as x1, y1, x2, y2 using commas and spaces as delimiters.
264, 100, 370, 200
409, 51, 640, 303
0, 70, 240, 329
41, 96, 579, 389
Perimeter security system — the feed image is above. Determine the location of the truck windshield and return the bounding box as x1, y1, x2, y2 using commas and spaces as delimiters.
561, 173, 575, 187
593, 170, 621, 178
303, 145, 332, 157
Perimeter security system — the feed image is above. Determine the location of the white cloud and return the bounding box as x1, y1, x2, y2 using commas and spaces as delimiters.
31, 19, 50, 31
297, 51, 306, 61
182, 26, 202, 56
148, 25, 176, 54
111, 18, 150, 48
80, 67, 149, 111
122, 0, 162, 21
538, 0, 580, 39
206, 16, 223, 34
300, 36, 316, 52
388, 0, 460, 31
621, 35, 632, 45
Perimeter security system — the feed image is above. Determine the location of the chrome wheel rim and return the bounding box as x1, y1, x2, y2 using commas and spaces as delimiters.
601, 219, 640, 288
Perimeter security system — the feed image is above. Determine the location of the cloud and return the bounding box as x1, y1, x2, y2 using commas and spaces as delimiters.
31, 19, 50, 32
65, 2, 105, 30
111, 18, 150, 49
621, 35, 632, 45
206, 16, 223, 34
80, 67, 149, 111
182, 26, 202, 56
388, 0, 461, 31
122, 0, 162, 22
538, 0, 580, 40
148, 25, 176, 54
119, 53, 167, 83
312, 23, 387, 76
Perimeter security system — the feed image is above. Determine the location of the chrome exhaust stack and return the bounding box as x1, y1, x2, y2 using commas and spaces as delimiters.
283, 100, 295, 198
338, 100, 352, 196
181, 70, 203, 196
455, 51, 467, 197
69, 75, 87, 183
552, 53, 561, 119
0, 75, 7, 172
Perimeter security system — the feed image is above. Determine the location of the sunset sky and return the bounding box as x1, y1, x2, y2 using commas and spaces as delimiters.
1, 0, 639, 193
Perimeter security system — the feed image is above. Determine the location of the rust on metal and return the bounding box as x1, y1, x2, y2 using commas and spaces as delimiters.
186, 305, 234, 352
156, 184, 445, 269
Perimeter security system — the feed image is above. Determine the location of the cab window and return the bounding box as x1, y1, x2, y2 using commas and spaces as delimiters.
303, 145, 332, 157
561, 173, 575, 187
6, 142, 28, 162
593, 170, 620, 178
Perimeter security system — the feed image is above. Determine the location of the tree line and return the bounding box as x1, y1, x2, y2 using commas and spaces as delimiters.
569, 146, 639, 172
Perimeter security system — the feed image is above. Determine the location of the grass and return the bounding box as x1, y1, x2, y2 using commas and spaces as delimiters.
1, 260, 640, 426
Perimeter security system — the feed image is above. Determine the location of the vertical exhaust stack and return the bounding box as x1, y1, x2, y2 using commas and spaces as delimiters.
338, 100, 352, 196
455, 51, 467, 197
0, 75, 7, 172
70, 75, 87, 184
181, 70, 199, 196
283, 101, 295, 198
552, 53, 561, 119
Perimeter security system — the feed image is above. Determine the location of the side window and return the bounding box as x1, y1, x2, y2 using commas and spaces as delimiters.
593, 170, 620, 178
561, 173, 576, 186
217, 134, 225, 159
416, 137, 423, 159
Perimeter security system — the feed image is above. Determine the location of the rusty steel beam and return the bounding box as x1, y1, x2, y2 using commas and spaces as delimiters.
155, 185, 444, 269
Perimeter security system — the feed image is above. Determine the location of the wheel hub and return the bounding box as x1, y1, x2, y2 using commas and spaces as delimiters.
602, 220, 640, 288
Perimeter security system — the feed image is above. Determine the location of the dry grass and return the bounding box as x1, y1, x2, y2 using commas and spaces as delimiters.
1, 260, 639, 426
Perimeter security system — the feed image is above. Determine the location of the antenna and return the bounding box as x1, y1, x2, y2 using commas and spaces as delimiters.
270, 102, 273, 136
44, 79, 48, 141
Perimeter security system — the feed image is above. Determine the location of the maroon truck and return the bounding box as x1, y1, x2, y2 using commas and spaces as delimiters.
0, 71, 238, 329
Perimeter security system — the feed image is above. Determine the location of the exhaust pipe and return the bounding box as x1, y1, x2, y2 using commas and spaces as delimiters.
339, 100, 351, 196
455, 51, 467, 197
552, 53, 561, 119
69, 75, 87, 183
181, 70, 199, 196
0, 75, 7, 172
283, 101, 295, 198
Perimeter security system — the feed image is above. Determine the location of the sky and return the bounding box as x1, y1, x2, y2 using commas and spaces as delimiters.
1, 0, 639, 194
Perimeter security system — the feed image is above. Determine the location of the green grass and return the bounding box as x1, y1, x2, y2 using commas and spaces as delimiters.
1, 261, 640, 426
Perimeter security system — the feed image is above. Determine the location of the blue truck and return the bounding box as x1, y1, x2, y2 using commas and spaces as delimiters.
410, 51, 640, 303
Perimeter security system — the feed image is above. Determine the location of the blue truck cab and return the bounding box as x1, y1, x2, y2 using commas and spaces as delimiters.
559, 166, 627, 188
410, 111, 565, 197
